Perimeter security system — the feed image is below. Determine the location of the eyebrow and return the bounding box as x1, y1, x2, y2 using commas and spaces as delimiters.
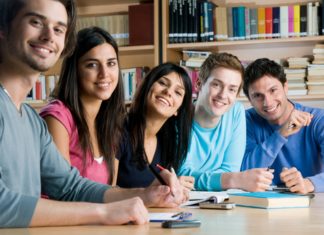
24, 12, 68, 28
162, 76, 185, 90
212, 77, 240, 88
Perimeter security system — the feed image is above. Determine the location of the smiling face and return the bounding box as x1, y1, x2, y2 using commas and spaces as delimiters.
146, 72, 185, 119
248, 75, 292, 125
78, 43, 119, 102
196, 67, 242, 122
3, 0, 67, 72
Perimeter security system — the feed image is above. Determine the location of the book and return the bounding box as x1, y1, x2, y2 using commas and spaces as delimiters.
128, 3, 154, 45
229, 192, 310, 209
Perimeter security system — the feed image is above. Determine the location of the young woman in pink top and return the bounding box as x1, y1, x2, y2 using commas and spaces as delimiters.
40, 27, 125, 184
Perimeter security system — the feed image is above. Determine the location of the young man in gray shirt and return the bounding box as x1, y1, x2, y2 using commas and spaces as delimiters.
0, 0, 185, 228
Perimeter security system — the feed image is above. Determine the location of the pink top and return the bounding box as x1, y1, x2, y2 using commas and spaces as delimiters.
40, 100, 109, 184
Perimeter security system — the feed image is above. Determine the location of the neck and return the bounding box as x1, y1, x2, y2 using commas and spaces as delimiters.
0, 64, 39, 109
145, 115, 166, 138
194, 103, 221, 129
80, 96, 102, 122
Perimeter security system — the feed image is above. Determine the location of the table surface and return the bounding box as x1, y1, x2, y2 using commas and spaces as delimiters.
2, 193, 324, 235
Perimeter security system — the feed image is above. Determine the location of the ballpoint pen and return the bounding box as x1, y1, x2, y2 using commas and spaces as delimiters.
148, 164, 175, 197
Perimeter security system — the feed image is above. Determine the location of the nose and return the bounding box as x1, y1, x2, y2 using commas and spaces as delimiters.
162, 87, 172, 97
39, 26, 54, 43
99, 65, 109, 78
263, 94, 272, 106
217, 87, 227, 99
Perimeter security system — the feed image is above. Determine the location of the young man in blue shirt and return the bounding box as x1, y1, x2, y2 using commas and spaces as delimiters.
178, 53, 274, 191
242, 58, 324, 194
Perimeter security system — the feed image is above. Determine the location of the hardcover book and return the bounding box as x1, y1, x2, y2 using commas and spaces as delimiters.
229, 192, 310, 209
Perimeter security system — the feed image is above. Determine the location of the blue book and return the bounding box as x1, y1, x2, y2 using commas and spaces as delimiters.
229, 192, 310, 209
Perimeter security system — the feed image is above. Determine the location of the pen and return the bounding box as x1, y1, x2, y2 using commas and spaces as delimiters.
171, 212, 192, 220
148, 164, 175, 197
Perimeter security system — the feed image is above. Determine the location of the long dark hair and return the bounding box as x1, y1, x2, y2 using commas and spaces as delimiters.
53, 26, 125, 183
128, 62, 193, 171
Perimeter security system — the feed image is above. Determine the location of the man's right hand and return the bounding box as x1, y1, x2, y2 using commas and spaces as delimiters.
99, 197, 149, 225
280, 110, 313, 137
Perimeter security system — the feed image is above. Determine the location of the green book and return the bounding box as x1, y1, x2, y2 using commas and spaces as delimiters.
229, 192, 310, 209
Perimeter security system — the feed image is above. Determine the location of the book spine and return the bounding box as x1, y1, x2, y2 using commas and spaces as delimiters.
300, 4, 307, 37
294, 5, 301, 37
265, 7, 273, 38
272, 7, 280, 38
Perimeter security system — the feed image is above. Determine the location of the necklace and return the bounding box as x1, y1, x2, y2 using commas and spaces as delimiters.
0, 83, 11, 98
0, 83, 23, 115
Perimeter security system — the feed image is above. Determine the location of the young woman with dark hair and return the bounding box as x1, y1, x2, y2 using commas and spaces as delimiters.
40, 26, 125, 184
117, 62, 195, 189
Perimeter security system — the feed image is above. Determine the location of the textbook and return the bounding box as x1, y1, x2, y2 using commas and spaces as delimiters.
229, 192, 311, 209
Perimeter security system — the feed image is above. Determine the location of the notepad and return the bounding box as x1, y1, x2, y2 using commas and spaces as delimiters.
181, 191, 229, 207
149, 212, 192, 222
229, 191, 311, 209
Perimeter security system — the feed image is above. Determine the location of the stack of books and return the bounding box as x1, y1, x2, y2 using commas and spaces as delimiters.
284, 57, 308, 96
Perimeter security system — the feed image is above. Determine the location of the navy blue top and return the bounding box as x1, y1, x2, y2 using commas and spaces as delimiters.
117, 127, 162, 188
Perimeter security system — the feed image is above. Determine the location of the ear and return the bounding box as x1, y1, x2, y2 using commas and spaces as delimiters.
174, 110, 178, 116
283, 81, 288, 95
196, 80, 202, 92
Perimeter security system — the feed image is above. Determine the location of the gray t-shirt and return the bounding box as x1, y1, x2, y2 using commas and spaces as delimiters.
0, 88, 110, 227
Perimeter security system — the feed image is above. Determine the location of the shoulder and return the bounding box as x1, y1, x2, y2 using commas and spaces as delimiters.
40, 99, 73, 122
39, 99, 75, 132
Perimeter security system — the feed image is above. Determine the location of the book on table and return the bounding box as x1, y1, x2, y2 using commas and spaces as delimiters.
229, 191, 311, 209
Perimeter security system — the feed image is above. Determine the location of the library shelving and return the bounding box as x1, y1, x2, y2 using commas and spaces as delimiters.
162, 0, 324, 107
29, 0, 159, 110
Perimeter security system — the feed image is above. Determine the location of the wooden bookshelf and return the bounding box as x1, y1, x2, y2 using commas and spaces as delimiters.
162, 0, 324, 107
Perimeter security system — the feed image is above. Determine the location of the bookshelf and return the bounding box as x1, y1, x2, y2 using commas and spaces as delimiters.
28, 0, 159, 110
162, 0, 324, 108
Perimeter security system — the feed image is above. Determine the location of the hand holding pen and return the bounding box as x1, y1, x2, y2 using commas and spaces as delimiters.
148, 163, 187, 206
279, 109, 313, 137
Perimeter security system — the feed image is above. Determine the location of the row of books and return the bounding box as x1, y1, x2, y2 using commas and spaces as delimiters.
76, 3, 154, 47
121, 67, 150, 101
168, 0, 324, 43
26, 75, 58, 102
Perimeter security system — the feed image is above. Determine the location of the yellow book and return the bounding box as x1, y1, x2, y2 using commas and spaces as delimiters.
294, 5, 300, 37
257, 7, 265, 39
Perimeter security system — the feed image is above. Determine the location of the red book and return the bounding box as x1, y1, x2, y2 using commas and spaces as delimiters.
35, 80, 42, 100
128, 3, 154, 45
265, 7, 273, 38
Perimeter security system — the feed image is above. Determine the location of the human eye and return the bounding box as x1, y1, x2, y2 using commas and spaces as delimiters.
158, 79, 167, 86
107, 60, 117, 67
85, 62, 98, 68
175, 89, 184, 97
229, 88, 238, 94
54, 26, 66, 35
30, 18, 43, 28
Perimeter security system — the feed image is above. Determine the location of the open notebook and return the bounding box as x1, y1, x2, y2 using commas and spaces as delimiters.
181, 191, 229, 207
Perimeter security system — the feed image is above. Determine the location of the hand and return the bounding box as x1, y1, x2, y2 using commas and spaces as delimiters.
238, 168, 274, 192
99, 197, 149, 225
143, 169, 186, 207
279, 109, 313, 137
178, 176, 195, 191
280, 167, 315, 194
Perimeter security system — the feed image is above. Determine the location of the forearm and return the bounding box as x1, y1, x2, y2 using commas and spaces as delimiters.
103, 187, 145, 204
221, 172, 240, 190
30, 198, 102, 227
242, 131, 287, 170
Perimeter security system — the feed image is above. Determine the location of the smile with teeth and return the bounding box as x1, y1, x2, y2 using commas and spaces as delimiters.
157, 96, 170, 106
213, 99, 226, 107
263, 104, 278, 113
31, 44, 53, 54
96, 82, 110, 88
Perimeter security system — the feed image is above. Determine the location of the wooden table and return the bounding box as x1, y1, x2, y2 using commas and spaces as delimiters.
2, 193, 324, 235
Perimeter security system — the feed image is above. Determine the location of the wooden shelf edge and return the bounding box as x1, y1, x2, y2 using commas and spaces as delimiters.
119, 45, 154, 52
237, 94, 324, 102
167, 36, 324, 50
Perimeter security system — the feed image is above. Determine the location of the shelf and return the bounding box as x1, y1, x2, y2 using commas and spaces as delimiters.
237, 94, 324, 102
167, 36, 324, 51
